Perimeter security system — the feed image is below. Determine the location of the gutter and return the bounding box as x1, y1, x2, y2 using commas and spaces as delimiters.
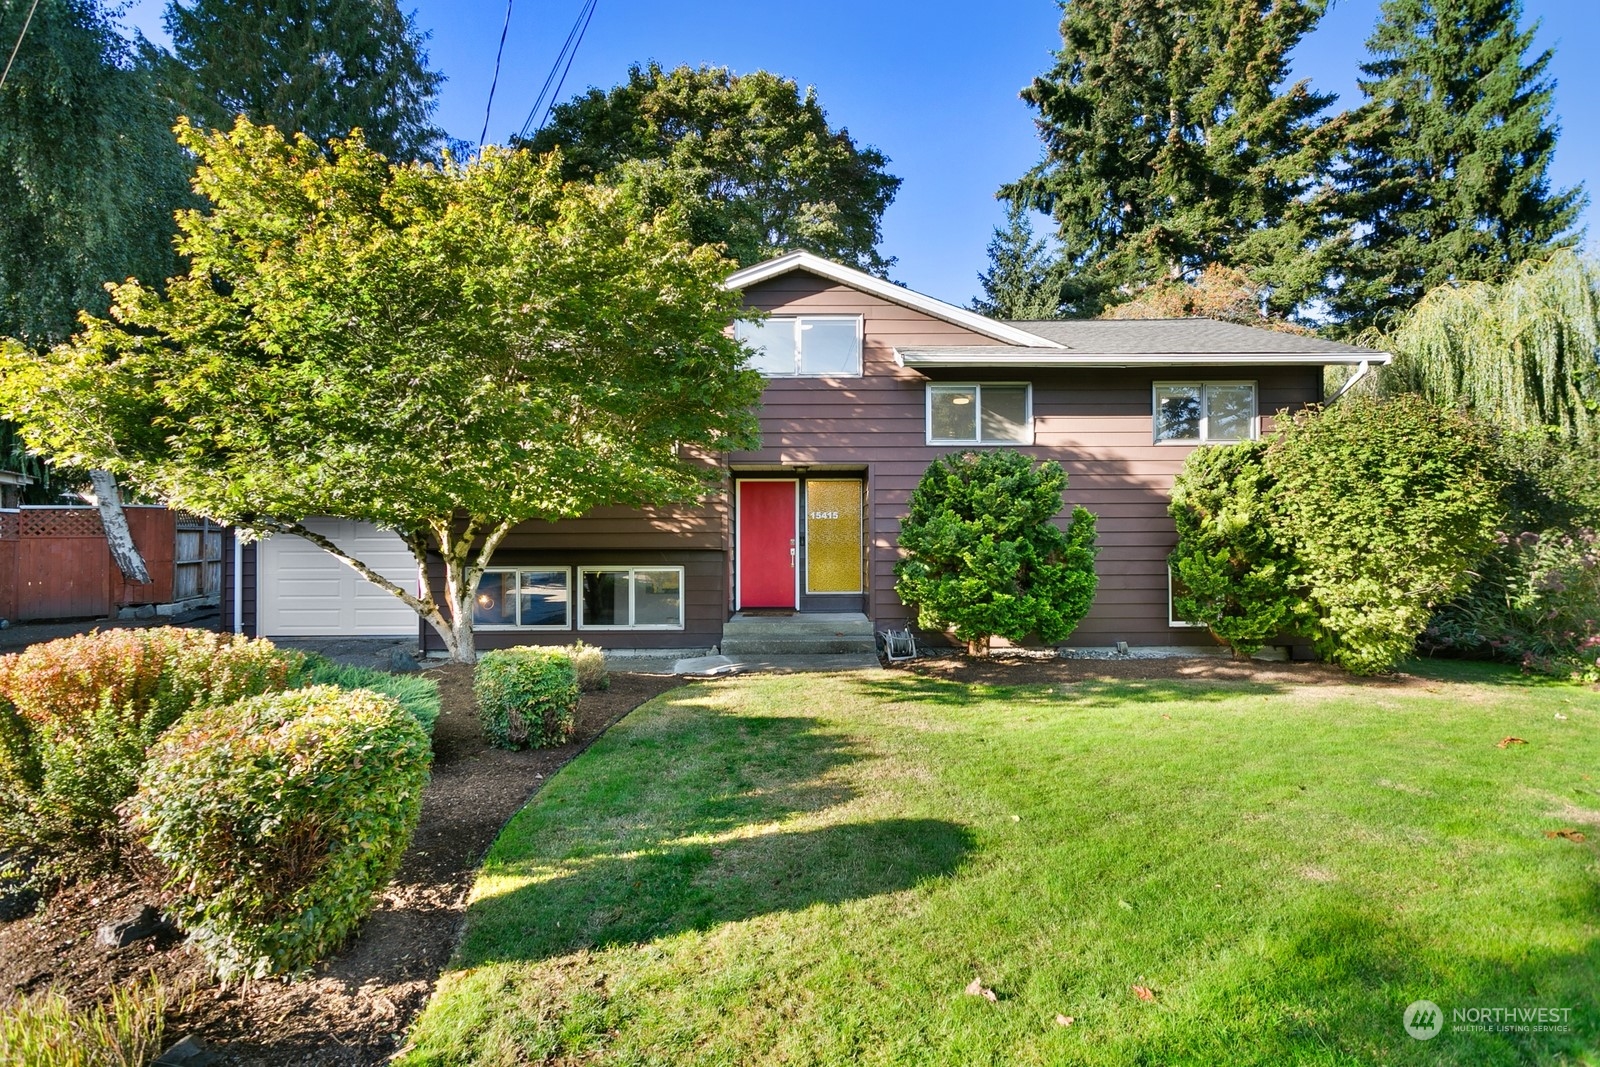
232, 530, 243, 634
1327, 356, 1385, 404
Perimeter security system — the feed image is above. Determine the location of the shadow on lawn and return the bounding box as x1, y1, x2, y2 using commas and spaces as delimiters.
458, 694, 977, 966
463, 817, 975, 966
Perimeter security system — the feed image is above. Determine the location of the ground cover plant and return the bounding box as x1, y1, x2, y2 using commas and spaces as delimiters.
0, 977, 169, 1066
400, 666, 1600, 1065
292, 653, 442, 733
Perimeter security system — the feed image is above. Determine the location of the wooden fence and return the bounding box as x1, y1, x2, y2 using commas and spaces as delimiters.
0, 506, 222, 623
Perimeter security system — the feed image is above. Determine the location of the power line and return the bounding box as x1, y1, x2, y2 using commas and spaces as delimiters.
478, 0, 515, 149
516, 0, 598, 143
0, 0, 42, 93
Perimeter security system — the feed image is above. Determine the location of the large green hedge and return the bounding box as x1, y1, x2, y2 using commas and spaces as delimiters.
132, 686, 431, 979
1168, 395, 1506, 673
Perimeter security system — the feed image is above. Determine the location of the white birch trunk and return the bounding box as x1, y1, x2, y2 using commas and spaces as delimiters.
86, 470, 151, 585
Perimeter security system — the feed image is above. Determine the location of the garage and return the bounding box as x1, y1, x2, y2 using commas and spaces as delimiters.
257, 518, 419, 637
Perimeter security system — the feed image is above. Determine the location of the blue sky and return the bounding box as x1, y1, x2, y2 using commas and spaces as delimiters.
117, 0, 1598, 307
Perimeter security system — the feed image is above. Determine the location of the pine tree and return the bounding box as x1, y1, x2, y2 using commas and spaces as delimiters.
971, 204, 1071, 319
160, 0, 445, 161
1328, 0, 1586, 335
1002, 0, 1340, 316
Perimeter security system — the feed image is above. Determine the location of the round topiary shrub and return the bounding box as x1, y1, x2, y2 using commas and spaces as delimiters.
131, 685, 432, 980
474, 648, 579, 749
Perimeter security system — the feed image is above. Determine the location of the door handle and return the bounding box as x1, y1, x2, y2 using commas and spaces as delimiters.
790, 539, 796, 568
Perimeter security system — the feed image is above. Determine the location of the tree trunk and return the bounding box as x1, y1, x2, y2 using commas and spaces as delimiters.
966, 636, 991, 657
86, 470, 150, 584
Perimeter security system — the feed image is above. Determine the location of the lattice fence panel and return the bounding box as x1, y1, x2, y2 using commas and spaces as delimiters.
20, 508, 105, 539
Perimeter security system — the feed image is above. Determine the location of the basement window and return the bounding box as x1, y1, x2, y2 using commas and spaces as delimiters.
579, 567, 685, 630
736, 316, 863, 377
473, 568, 572, 629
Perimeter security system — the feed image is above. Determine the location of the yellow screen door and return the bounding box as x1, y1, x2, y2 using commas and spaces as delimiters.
805, 480, 863, 594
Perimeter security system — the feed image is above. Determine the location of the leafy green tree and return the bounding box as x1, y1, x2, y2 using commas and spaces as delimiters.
0, 120, 764, 662
894, 451, 1098, 656
1169, 441, 1301, 656
1269, 395, 1505, 674
524, 63, 901, 274
1327, 0, 1586, 334
1, 0, 191, 345
1001, 0, 1340, 315
1381, 251, 1600, 443
159, 0, 445, 161
971, 203, 1073, 319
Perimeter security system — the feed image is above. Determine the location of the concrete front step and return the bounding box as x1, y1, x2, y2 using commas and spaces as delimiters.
721, 612, 877, 657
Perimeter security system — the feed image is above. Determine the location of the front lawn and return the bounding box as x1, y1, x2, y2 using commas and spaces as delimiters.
399, 662, 1600, 1066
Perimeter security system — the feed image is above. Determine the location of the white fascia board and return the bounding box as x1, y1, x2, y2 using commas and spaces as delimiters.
723, 251, 1062, 349
894, 349, 1393, 368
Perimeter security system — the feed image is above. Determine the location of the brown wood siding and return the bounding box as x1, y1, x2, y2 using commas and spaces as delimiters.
732, 271, 1324, 645
221, 532, 259, 637
419, 550, 724, 653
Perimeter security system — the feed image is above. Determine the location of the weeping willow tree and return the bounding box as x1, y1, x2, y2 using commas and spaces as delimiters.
1381, 252, 1600, 445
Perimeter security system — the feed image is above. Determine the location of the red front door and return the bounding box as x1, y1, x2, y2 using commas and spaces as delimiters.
738, 480, 797, 608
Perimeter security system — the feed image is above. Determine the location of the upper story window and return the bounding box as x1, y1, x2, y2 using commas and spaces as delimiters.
927, 383, 1032, 445
736, 315, 863, 377
1153, 382, 1257, 444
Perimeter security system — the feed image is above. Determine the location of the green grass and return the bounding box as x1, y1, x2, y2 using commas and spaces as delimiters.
291, 653, 440, 733
398, 662, 1600, 1066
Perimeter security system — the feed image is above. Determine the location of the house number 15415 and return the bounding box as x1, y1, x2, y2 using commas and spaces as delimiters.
809, 510, 840, 520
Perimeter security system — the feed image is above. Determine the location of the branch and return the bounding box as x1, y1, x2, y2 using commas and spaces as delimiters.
267, 520, 435, 617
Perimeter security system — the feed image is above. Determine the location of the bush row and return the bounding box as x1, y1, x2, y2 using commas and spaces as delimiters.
0, 628, 437, 979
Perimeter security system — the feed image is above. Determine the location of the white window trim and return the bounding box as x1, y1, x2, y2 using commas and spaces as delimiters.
578, 566, 687, 631
1168, 565, 1205, 628
474, 567, 573, 631
738, 314, 864, 378
1152, 381, 1258, 445
925, 382, 1035, 446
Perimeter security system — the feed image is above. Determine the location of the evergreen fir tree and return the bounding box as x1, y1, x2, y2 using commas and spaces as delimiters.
1002, 0, 1340, 316
160, 0, 445, 161
1328, 0, 1586, 335
971, 204, 1073, 319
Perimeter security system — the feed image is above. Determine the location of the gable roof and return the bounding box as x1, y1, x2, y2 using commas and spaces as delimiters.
723, 251, 1064, 349
724, 253, 1390, 367
898, 318, 1389, 368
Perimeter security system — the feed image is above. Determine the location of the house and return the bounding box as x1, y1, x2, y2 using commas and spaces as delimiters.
223, 251, 1388, 652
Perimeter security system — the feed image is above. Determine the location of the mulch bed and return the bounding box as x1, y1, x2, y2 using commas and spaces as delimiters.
0, 667, 682, 1065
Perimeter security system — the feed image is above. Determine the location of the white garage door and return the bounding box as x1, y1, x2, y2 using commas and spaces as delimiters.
258, 519, 419, 637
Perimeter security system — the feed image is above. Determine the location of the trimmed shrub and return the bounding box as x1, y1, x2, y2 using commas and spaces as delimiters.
0, 628, 297, 882
564, 640, 610, 692
0, 978, 168, 1066
1270, 395, 1506, 674
1169, 441, 1301, 656
894, 450, 1098, 655
131, 686, 431, 980
291, 653, 441, 733
474, 648, 579, 749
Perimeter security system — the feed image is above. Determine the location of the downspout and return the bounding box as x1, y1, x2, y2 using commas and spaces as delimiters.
1327, 358, 1377, 405
232, 530, 243, 635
